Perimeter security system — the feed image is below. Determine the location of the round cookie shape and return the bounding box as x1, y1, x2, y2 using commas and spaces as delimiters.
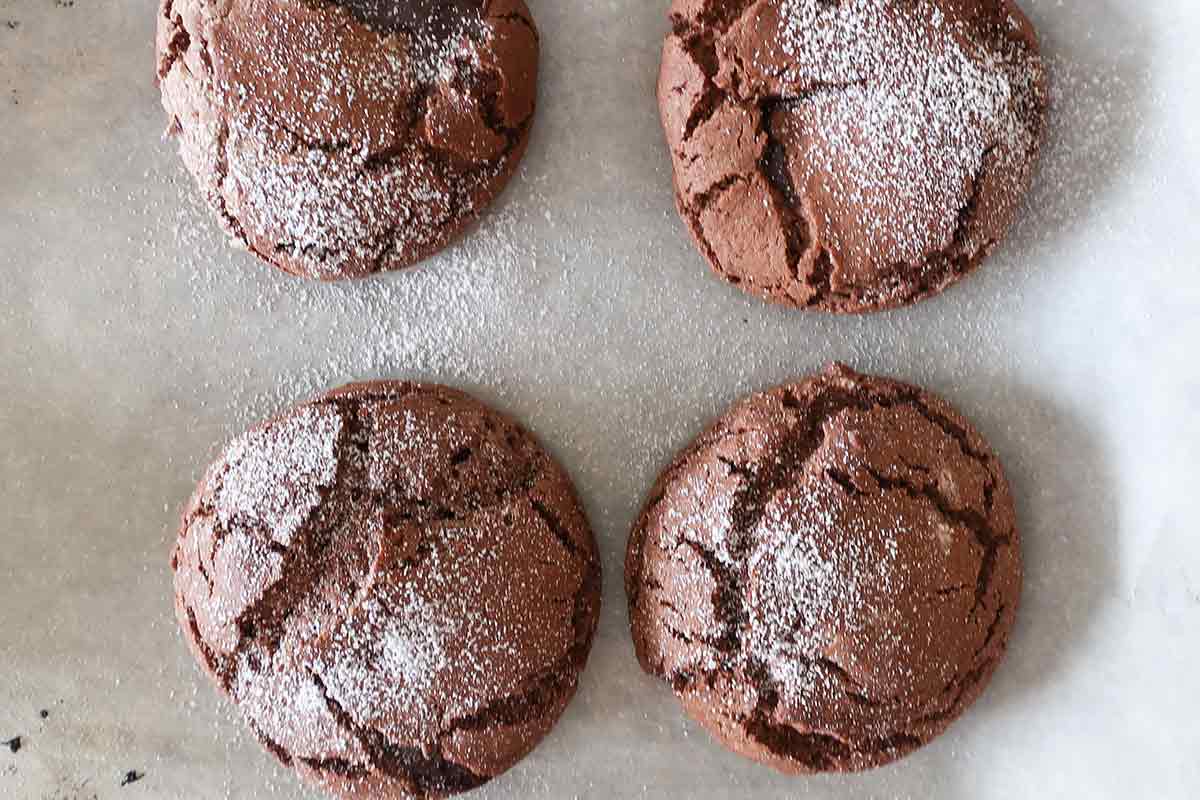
173, 382, 601, 799
658, 0, 1048, 312
625, 364, 1020, 772
156, 0, 539, 280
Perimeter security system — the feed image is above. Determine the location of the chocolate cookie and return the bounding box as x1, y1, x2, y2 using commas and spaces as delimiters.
658, 0, 1048, 312
625, 364, 1020, 772
156, 0, 538, 280
173, 382, 601, 799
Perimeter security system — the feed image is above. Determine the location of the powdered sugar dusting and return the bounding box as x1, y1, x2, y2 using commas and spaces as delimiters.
225, 132, 494, 278
231, 645, 363, 761
747, 481, 905, 694
770, 0, 1043, 264
170, 382, 593, 788
156, 170, 536, 431
312, 495, 579, 744
216, 404, 342, 545
5, 0, 1184, 794
661, 470, 739, 562
160, 0, 519, 279
318, 587, 454, 726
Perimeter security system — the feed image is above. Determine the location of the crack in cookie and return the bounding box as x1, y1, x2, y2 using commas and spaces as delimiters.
174, 382, 602, 799
155, 0, 539, 280
658, 0, 1048, 312
626, 364, 1021, 773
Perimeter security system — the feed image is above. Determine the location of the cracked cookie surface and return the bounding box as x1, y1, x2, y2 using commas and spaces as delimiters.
173, 381, 601, 799
156, 0, 538, 280
625, 363, 1020, 773
658, 0, 1047, 312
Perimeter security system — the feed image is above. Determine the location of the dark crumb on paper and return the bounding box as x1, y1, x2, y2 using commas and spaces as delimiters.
40, 709, 49, 719
120, 770, 145, 787
4, 20, 19, 29
3, 736, 21, 754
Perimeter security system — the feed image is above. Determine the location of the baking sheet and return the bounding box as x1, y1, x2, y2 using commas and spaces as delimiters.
2, 0, 1198, 797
